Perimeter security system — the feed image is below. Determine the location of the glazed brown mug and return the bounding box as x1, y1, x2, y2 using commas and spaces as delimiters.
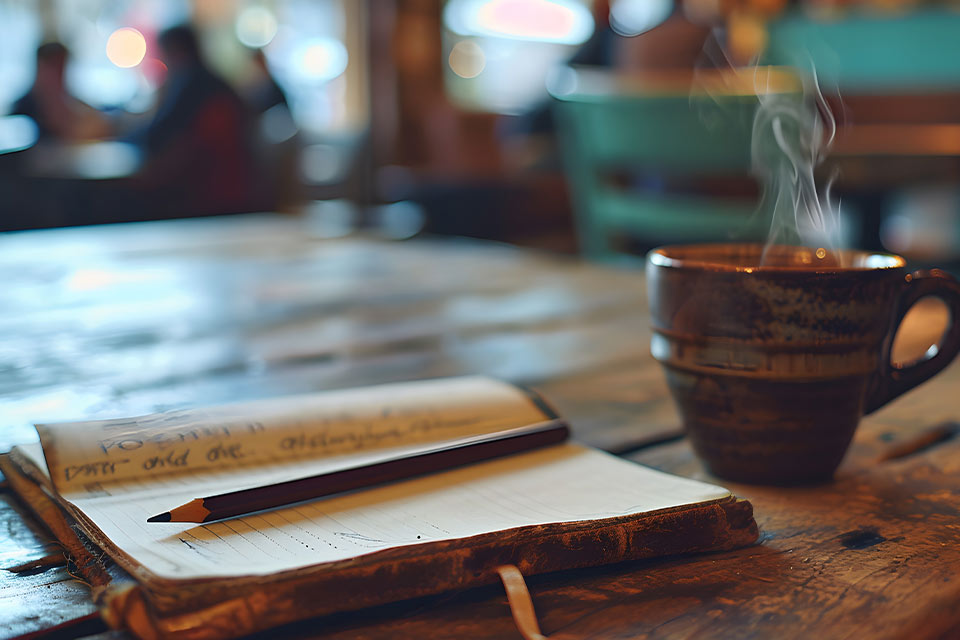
646, 244, 960, 484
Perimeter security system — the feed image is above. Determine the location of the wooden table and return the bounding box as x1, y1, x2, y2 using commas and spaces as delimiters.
2, 214, 959, 639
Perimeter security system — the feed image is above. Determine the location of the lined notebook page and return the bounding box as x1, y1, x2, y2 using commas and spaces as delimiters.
17, 376, 729, 582
34, 377, 549, 495
17, 443, 729, 580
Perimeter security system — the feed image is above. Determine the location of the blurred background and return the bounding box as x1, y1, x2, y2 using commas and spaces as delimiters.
2, 0, 960, 265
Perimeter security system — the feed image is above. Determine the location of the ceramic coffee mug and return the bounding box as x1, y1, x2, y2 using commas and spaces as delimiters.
646, 244, 960, 484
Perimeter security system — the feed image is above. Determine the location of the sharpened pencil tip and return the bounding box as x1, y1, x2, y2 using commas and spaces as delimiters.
147, 512, 172, 523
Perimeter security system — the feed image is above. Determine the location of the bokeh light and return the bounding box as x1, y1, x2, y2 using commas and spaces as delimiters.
236, 6, 278, 48
301, 143, 344, 184
305, 199, 357, 237
609, 0, 672, 37
106, 27, 147, 68
0, 115, 38, 154
477, 0, 575, 40
445, 0, 593, 45
294, 38, 349, 82
448, 40, 486, 79
443, 0, 593, 113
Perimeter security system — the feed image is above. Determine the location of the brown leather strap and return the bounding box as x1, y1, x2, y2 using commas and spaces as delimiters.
497, 565, 548, 640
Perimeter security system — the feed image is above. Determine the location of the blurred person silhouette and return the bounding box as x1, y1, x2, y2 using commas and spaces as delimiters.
239, 48, 302, 211
10, 42, 109, 142
241, 48, 288, 115
130, 24, 256, 217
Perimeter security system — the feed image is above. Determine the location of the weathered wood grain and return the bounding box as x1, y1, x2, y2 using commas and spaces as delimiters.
2, 213, 959, 639
0, 494, 102, 639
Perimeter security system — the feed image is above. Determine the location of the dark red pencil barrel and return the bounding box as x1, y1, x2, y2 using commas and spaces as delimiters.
200, 421, 570, 522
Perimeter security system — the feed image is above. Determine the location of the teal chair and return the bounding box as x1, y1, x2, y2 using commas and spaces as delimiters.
551, 66, 788, 262
765, 8, 960, 92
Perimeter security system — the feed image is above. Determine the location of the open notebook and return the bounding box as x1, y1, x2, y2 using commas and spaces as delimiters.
2, 377, 758, 640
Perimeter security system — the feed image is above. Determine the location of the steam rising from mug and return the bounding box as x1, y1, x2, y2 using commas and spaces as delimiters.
750, 67, 843, 265
690, 37, 844, 266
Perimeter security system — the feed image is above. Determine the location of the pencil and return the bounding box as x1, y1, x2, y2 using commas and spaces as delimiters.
147, 418, 570, 523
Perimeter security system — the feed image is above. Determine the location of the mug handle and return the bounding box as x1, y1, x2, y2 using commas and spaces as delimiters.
865, 269, 960, 414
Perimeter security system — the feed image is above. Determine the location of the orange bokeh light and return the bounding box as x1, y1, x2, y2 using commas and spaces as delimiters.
106, 27, 147, 68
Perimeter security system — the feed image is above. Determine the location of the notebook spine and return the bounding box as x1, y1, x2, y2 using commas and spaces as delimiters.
117, 497, 757, 640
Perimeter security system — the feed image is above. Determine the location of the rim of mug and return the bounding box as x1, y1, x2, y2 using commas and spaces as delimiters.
647, 244, 906, 272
